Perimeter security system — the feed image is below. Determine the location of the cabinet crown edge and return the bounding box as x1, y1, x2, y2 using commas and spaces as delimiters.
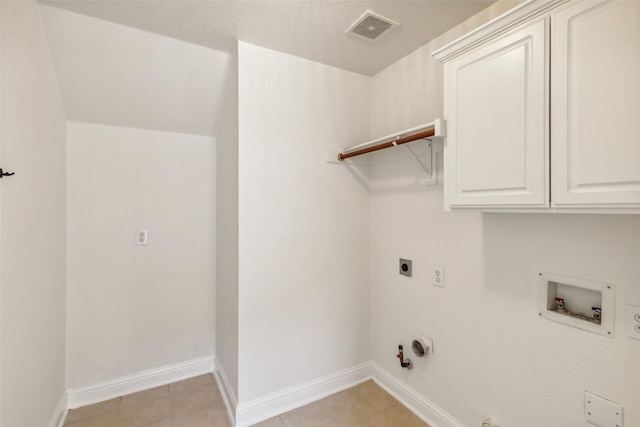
433, 0, 568, 63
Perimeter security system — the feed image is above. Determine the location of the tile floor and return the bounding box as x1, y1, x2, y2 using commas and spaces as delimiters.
64, 375, 430, 427
253, 381, 430, 427
64, 374, 229, 427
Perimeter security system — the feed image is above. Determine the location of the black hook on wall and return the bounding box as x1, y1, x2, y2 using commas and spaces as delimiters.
0, 168, 15, 178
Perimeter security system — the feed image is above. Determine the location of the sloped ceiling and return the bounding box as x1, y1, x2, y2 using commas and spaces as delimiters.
39, 0, 501, 136
40, 5, 229, 136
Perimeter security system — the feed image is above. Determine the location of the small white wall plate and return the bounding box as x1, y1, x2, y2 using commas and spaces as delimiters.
585, 391, 623, 427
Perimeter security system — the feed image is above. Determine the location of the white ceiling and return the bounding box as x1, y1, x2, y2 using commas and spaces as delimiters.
39, 0, 499, 136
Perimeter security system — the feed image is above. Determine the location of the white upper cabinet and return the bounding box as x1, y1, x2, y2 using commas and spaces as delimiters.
434, 0, 640, 212
551, 0, 640, 208
442, 19, 548, 208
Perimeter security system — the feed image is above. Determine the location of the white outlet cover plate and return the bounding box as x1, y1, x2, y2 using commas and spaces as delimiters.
136, 229, 148, 246
626, 304, 640, 341
433, 265, 445, 287
585, 391, 622, 427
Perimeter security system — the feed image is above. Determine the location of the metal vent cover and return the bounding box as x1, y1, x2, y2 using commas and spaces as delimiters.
346, 11, 399, 41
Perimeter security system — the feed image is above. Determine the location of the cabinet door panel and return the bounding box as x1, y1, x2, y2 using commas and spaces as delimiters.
444, 19, 548, 208
552, 0, 640, 207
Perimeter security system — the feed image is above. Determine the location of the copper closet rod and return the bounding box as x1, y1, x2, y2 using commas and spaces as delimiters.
338, 128, 436, 161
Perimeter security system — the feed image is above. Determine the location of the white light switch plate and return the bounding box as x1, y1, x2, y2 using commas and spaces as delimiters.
585, 391, 622, 427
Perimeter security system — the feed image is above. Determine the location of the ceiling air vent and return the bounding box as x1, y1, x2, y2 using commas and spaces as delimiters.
346, 11, 399, 41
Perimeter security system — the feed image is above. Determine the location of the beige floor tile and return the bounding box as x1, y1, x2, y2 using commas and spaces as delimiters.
321, 388, 381, 425
347, 416, 391, 427
325, 387, 362, 403
120, 385, 169, 408
384, 403, 430, 426
350, 381, 375, 393
65, 398, 120, 424
318, 391, 356, 415
117, 395, 172, 426
172, 405, 230, 427
347, 409, 411, 427
353, 381, 398, 410
169, 374, 213, 394
64, 411, 119, 427
170, 383, 221, 418
279, 401, 341, 427
250, 416, 286, 427
118, 419, 172, 427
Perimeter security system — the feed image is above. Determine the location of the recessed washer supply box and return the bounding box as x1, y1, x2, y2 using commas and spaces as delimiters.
538, 272, 615, 338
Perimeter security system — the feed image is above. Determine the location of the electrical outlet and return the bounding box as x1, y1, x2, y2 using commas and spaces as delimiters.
433, 265, 445, 287
626, 304, 640, 341
399, 259, 412, 277
136, 229, 148, 246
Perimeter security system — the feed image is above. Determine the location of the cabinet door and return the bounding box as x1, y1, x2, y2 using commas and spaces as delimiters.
551, 0, 640, 208
444, 19, 548, 208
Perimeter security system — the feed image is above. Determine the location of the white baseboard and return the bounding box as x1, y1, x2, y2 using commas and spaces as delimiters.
63, 356, 463, 427
235, 362, 372, 427
47, 391, 68, 427
371, 362, 465, 427
67, 355, 215, 409
213, 356, 238, 426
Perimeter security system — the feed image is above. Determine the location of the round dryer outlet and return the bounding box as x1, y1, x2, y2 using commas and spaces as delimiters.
411, 336, 432, 357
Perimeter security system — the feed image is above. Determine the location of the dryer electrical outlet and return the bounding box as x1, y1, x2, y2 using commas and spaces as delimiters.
399, 259, 412, 277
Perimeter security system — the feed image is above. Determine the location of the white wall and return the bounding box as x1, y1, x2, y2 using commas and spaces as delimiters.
66, 122, 215, 388
216, 44, 240, 402
369, 2, 640, 427
0, 1, 67, 425
237, 42, 371, 403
